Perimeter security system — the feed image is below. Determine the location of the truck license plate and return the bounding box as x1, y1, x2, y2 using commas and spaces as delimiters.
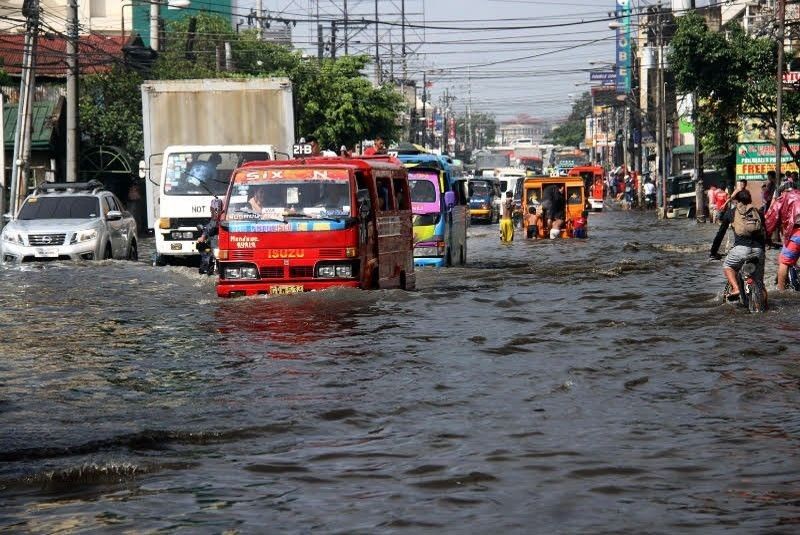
270, 285, 303, 295
35, 248, 58, 258
170, 243, 182, 250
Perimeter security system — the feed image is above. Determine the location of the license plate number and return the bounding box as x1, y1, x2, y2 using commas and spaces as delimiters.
270, 284, 303, 295
170, 243, 183, 251
35, 248, 58, 258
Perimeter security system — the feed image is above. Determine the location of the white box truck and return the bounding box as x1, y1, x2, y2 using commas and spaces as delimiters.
140, 78, 295, 264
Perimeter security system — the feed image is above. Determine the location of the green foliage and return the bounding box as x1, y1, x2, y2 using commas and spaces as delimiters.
455, 111, 496, 146
152, 12, 234, 79
669, 12, 800, 162
79, 66, 145, 158
547, 92, 591, 147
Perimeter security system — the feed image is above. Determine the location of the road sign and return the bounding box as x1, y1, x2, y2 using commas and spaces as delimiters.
590, 71, 615, 82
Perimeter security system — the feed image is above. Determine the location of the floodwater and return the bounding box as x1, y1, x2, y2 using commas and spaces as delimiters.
1, 209, 799, 533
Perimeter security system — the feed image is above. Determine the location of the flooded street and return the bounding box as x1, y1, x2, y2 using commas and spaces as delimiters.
2, 209, 800, 533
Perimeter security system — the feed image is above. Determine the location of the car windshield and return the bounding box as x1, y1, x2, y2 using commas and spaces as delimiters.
471, 183, 490, 196
228, 179, 352, 220
163, 151, 270, 196
18, 196, 100, 220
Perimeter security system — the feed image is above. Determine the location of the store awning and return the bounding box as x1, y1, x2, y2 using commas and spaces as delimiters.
3, 98, 63, 151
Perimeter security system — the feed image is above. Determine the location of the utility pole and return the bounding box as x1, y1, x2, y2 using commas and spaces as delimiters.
375, 0, 380, 83
776, 0, 786, 187
256, 0, 263, 40
422, 72, 427, 148
9, 0, 40, 217
330, 20, 337, 59
66, 0, 79, 182
150, 0, 160, 51
344, 0, 348, 55
401, 0, 407, 82
317, 23, 324, 62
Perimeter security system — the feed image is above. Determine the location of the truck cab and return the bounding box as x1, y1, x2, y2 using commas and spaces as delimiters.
152, 145, 275, 265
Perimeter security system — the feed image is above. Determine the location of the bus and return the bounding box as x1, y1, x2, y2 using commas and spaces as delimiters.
400, 154, 469, 267
215, 156, 415, 297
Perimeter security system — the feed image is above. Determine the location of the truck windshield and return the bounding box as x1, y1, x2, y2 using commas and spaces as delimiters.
163, 151, 270, 196
18, 196, 100, 220
471, 182, 490, 196
228, 179, 352, 220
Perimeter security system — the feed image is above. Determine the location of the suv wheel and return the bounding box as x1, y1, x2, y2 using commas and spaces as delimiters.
127, 240, 138, 261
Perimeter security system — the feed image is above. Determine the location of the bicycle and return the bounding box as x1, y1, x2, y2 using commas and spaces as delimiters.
723, 254, 768, 313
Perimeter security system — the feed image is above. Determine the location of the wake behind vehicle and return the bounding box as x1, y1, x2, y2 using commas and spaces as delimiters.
400, 154, 469, 267
1, 181, 138, 264
215, 156, 415, 297
152, 145, 275, 266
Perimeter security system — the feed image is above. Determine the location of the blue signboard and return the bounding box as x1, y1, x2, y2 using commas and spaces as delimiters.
615, 0, 632, 94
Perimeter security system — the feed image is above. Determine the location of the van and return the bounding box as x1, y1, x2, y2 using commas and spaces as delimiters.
522, 175, 587, 238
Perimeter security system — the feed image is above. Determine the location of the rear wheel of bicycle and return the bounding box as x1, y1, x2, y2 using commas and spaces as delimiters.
747, 282, 768, 313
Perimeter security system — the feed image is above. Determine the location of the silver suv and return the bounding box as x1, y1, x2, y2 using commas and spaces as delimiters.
1, 181, 138, 263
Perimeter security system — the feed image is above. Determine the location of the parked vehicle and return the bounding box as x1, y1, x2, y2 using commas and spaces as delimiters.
141, 78, 295, 232
568, 165, 605, 211
522, 175, 587, 239
152, 145, 275, 266
400, 154, 469, 267
215, 156, 415, 297
1, 181, 138, 263
666, 169, 725, 219
468, 176, 502, 224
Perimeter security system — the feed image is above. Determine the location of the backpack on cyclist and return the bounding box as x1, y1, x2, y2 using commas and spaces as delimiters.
732, 203, 763, 238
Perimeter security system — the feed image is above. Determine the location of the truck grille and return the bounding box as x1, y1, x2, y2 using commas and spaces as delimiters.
259, 266, 284, 278
319, 248, 345, 258
231, 250, 254, 260
28, 233, 66, 246
290, 266, 314, 278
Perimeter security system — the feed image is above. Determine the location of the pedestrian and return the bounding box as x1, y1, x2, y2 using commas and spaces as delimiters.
572, 210, 588, 238
713, 186, 729, 223
764, 181, 800, 290
525, 205, 539, 239
363, 135, 387, 156
500, 191, 514, 243
763, 170, 777, 212
707, 185, 718, 223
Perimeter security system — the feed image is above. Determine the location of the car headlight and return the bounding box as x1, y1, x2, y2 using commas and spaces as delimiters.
73, 229, 97, 244
1, 230, 23, 244
226, 267, 242, 279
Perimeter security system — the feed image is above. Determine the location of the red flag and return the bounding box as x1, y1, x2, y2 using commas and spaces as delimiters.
425, 81, 434, 88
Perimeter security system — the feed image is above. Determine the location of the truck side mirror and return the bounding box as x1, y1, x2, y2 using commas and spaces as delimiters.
444, 191, 456, 209
138, 160, 147, 180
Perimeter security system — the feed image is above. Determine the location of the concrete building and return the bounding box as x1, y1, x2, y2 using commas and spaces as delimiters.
495, 115, 553, 146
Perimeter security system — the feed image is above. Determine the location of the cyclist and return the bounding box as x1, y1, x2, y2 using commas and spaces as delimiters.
765, 181, 800, 291
715, 188, 766, 302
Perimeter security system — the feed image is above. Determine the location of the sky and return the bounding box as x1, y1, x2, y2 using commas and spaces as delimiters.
231, 1, 716, 123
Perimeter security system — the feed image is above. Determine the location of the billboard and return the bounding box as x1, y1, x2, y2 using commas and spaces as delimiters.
736, 141, 800, 181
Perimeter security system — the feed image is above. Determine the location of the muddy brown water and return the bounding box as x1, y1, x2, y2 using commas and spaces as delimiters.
1, 209, 799, 533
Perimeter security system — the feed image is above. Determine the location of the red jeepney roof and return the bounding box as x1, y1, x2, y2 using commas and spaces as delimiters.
239, 156, 405, 172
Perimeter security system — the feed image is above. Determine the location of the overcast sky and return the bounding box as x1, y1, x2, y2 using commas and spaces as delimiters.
230, 1, 716, 122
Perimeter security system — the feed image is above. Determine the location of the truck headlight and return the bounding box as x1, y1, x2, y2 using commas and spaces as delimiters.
335, 265, 352, 278
223, 264, 259, 280
317, 265, 336, 278
1, 230, 23, 244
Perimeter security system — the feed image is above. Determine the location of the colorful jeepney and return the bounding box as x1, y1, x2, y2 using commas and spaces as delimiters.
522, 175, 588, 239
568, 165, 605, 212
215, 157, 415, 297
400, 154, 469, 266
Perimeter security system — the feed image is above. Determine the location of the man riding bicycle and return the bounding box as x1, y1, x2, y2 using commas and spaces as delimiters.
711, 188, 767, 302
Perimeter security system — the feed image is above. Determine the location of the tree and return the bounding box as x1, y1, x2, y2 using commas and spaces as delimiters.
455, 111, 496, 149
547, 92, 592, 147
79, 66, 145, 158
669, 12, 800, 167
